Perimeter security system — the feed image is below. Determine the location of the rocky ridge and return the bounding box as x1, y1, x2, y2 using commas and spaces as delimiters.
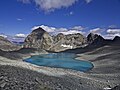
0, 36, 21, 51
24, 28, 87, 52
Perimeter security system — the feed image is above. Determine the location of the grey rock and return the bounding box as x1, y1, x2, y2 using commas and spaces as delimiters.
0, 81, 7, 88
50, 33, 87, 52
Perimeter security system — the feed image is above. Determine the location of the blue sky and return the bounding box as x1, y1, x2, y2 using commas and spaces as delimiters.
0, 0, 120, 39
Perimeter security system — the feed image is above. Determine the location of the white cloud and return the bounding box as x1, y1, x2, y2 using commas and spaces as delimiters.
15, 33, 27, 38
17, 18, 22, 21
71, 26, 85, 30
18, 0, 30, 3
70, 11, 74, 15
60, 30, 85, 35
85, 0, 92, 3
31, 26, 40, 31
0, 34, 7, 38
19, 0, 78, 12
40, 25, 56, 32
31, 25, 56, 33
31, 25, 120, 39
107, 29, 120, 34
65, 11, 74, 16
31, 25, 85, 35
103, 33, 120, 40
108, 25, 117, 28
104, 29, 120, 39
90, 28, 104, 35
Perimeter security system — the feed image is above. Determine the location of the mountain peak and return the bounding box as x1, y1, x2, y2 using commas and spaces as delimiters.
32, 27, 46, 34
113, 36, 120, 41
87, 33, 99, 44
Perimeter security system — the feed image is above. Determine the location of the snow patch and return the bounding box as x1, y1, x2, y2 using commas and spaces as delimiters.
61, 44, 73, 49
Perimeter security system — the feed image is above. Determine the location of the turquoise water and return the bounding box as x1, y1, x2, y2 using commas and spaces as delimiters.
24, 53, 93, 72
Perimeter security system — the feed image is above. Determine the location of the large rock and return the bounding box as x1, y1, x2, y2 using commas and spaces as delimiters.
24, 27, 53, 50
0, 36, 20, 51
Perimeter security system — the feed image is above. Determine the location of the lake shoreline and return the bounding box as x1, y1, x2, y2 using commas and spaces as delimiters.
0, 45, 120, 89
24, 53, 93, 72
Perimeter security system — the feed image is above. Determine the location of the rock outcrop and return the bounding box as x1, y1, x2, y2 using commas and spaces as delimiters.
24, 27, 53, 50
0, 36, 20, 51
87, 33, 106, 47
87, 33, 100, 44
50, 33, 87, 52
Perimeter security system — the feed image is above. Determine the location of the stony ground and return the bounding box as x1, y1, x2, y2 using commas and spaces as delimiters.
0, 65, 100, 90
77, 45, 120, 90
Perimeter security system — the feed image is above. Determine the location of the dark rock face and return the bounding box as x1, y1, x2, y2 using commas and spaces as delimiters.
111, 36, 120, 45
87, 33, 100, 44
111, 85, 120, 90
87, 33, 106, 47
0, 36, 20, 51
113, 36, 120, 42
24, 27, 53, 50
90, 35, 105, 45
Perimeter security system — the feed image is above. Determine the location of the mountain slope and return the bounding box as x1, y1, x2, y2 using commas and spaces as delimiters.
0, 36, 20, 51
24, 28, 87, 52
24, 27, 53, 50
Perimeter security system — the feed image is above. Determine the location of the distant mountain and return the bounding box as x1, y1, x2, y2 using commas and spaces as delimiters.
0, 36, 21, 51
87, 33, 100, 44
24, 27, 87, 52
23, 27, 120, 52
12, 41, 24, 45
62, 33, 120, 53
0, 28, 120, 52
113, 36, 120, 42
87, 33, 120, 46
87, 33, 106, 47
7, 35, 25, 45
0, 33, 25, 45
